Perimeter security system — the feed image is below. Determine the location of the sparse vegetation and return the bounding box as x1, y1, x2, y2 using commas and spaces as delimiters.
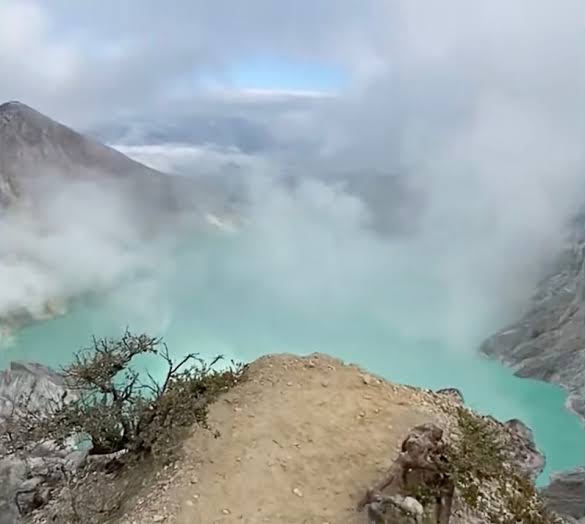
5, 330, 245, 459
2, 331, 245, 523
443, 407, 562, 524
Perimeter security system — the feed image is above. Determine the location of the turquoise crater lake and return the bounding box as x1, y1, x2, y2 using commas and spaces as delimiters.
1, 231, 583, 485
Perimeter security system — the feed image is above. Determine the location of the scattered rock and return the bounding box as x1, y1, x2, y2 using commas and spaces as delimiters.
361, 375, 372, 385
362, 492, 424, 524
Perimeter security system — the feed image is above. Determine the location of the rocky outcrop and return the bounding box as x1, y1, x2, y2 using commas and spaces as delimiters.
0, 448, 89, 523
436, 388, 464, 405
481, 213, 585, 419
480, 213, 584, 521
0, 362, 71, 426
436, 390, 546, 484
357, 414, 553, 523
356, 387, 549, 523
0, 362, 82, 523
358, 423, 452, 523
500, 418, 546, 482
541, 468, 585, 523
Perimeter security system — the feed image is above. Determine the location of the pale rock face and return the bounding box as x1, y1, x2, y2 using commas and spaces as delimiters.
481, 213, 584, 420
0, 362, 71, 424
0, 362, 85, 523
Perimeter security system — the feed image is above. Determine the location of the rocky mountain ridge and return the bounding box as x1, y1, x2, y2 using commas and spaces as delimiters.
0, 100, 232, 225
0, 101, 165, 208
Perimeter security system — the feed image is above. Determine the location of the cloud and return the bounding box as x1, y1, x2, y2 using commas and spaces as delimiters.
112, 143, 274, 178
0, 1, 78, 98
0, 1, 372, 126
0, 175, 174, 336
0, 1, 584, 355
105, 1, 583, 349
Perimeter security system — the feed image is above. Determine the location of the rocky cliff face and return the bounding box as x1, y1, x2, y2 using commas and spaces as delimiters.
541, 468, 585, 524
481, 213, 585, 419
481, 214, 585, 522
0, 363, 85, 524
0, 363, 71, 425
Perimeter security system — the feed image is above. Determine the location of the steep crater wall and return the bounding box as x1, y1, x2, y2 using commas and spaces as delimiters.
481, 213, 584, 419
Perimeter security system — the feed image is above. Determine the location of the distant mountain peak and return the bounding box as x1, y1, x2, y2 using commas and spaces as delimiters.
0, 101, 229, 225
0, 100, 27, 111
0, 100, 39, 121
0, 101, 63, 142
0, 100, 164, 181
0, 100, 175, 212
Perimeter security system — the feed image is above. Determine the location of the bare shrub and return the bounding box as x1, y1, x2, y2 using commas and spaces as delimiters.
5, 330, 245, 458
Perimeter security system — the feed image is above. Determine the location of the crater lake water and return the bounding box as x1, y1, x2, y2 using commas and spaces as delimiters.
1, 230, 583, 485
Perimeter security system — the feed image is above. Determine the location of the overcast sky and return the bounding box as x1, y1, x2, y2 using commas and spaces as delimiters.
1, 2, 581, 121
0, 1, 583, 191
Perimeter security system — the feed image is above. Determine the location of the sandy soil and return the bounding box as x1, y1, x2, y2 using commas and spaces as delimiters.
119, 353, 448, 524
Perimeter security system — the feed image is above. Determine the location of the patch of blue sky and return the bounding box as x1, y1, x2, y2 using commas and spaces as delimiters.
230, 56, 348, 92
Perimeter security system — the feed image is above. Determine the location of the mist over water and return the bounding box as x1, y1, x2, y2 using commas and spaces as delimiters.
1, 176, 583, 485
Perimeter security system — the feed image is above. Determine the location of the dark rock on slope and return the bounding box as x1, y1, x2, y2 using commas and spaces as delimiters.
481, 212, 585, 419
541, 468, 585, 523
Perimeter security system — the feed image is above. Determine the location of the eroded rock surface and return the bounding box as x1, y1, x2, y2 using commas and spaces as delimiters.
541, 468, 585, 523
481, 213, 584, 419
0, 362, 82, 523
500, 417, 546, 482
